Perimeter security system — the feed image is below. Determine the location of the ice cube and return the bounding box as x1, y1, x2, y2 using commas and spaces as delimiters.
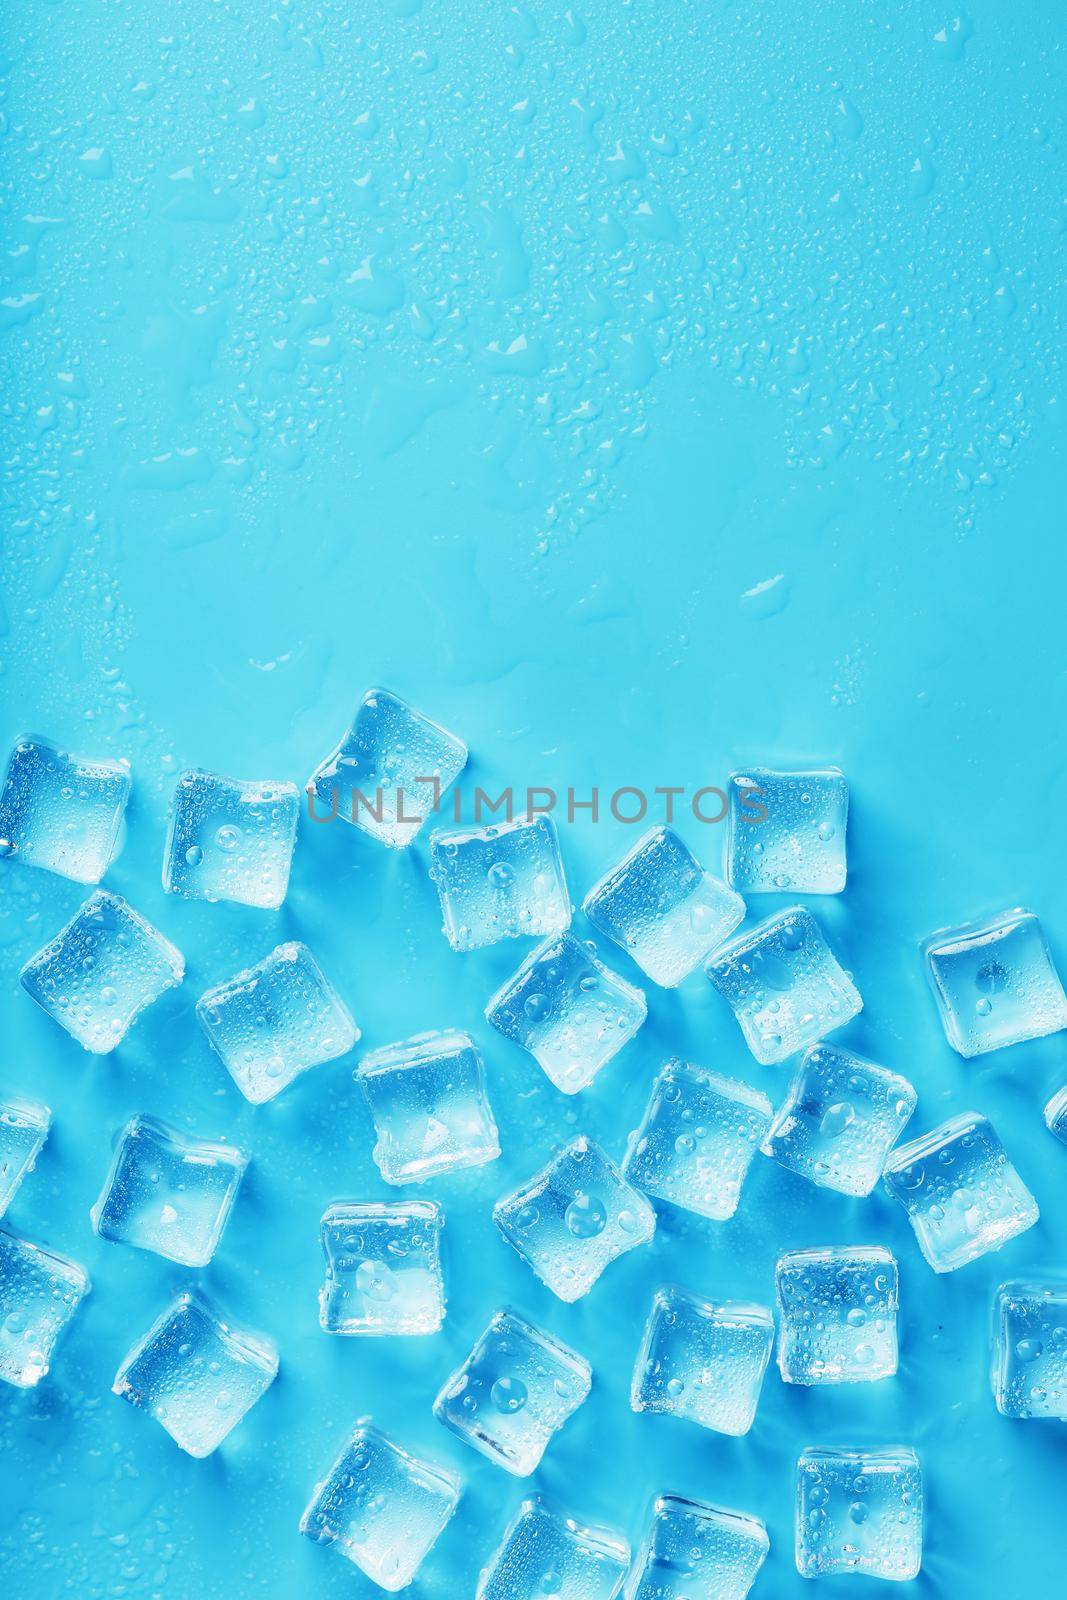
113, 1290, 277, 1457
991, 1280, 1067, 1421
477, 1495, 629, 1600
626, 1494, 769, 1600
0, 1228, 90, 1388
197, 941, 358, 1103
582, 826, 745, 987
0, 734, 131, 884
883, 1111, 1038, 1272
762, 1042, 916, 1197
923, 908, 1067, 1057
494, 1136, 655, 1303
357, 1030, 500, 1184
725, 767, 848, 894
795, 1446, 922, 1581
1044, 1084, 1067, 1145
631, 1285, 773, 1436
90, 1114, 247, 1267
485, 933, 647, 1094
705, 905, 862, 1066
20, 889, 184, 1054
162, 768, 299, 909
430, 816, 571, 951
0, 1094, 50, 1216
623, 1060, 772, 1221
776, 1246, 898, 1384
433, 1308, 591, 1476
308, 687, 467, 849
318, 1200, 445, 1335
300, 1422, 461, 1589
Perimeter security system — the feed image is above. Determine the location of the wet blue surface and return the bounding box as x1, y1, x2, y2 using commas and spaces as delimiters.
2, 1, 1066, 1594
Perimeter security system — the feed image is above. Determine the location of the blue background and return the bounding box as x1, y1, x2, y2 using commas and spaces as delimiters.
2, 0, 1066, 1594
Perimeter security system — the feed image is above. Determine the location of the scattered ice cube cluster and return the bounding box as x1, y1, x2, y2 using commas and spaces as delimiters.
6, 702, 1067, 1591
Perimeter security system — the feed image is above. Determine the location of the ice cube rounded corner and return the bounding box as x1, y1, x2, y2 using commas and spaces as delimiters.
162, 767, 300, 909
19, 889, 184, 1054
922, 906, 1067, 1058
1044, 1084, 1067, 1144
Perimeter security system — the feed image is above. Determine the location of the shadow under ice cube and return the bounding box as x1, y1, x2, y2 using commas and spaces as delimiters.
762, 1042, 916, 1197
494, 1136, 655, 1303
300, 1422, 461, 1590
477, 1495, 630, 1600
433, 1308, 591, 1476
883, 1111, 1038, 1272
631, 1285, 774, 1436
485, 933, 647, 1094
0, 1094, 50, 1216
113, 1291, 277, 1457
318, 1200, 445, 1335
626, 1494, 769, 1600
90, 1113, 247, 1267
776, 1246, 898, 1384
197, 941, 358, 1102
431, 815, 571, 951
991, 1280, 1067, 1420
795, 1446, 922, 1581
0, 1228, 90, 1388
163, 769, 299, 908
582, 826, 745, 987
0, 734, 131, 884
623, 1060, 772, 1221
308, 687, 467, 849
923, 907, 1067, 1057
705, 905, 862, 1066
357, 1030, 500, 1184
725, 767, 848, 894
20, 889, 184, 1054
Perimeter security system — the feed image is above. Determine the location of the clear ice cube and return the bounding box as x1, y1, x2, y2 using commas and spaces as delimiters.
431, 816, 571, 951
705, 905, 862, 1066
776, 1246, 898, 1384
725, 767, 848, 894
90, 1113, 247, 1267
1044, 1084, 1067, 1145
0, 1094, 50, 1216
0, 1228, 90, 1388
300, 1422, 461, 1590
923, 908, 1067, 1057
162, 768, 300, 909
795, 1446, 922, 1581
477, 1495, 630, 1600
582, 826, 745, 987
494, 1136, 655, 1303
762, 1042, 917, 1197
623, 1059, 772, 1221
485, 933, 647, 1094
318, 1200, 445, 1335
197, 941, 358, 1103
0, 734, 131, 884
626, 1495, 769, 1600
20, 889, 184, 1054
113, 1290, 277, 1457
883, 1111, 1039, 1272
991, 1280, 1067, 1421
631, 1285, 773, 1436
357, 1030, 500, 1184
308, 687, 467, 849
433, 1308, 591, 1476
